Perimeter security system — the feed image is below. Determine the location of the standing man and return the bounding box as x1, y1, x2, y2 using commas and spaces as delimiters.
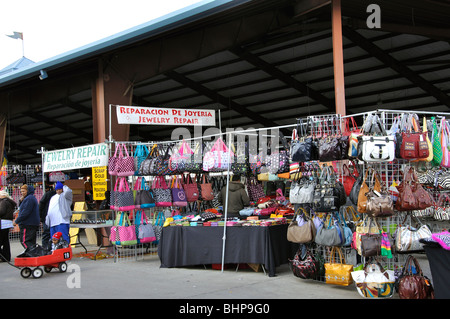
13, 184, 40, 250
45, 182, 73, 243
39, 183, 55, 250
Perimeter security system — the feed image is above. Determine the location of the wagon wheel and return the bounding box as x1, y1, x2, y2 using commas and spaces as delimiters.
20, 267, 32, 278
32, 267, 43, 278
44, 266, 53, 273
58, 262, 67, 272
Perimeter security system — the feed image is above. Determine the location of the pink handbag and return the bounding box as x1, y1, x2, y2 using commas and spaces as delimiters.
109, 212, 137, 246
116, 144, 135, 177
203, 138, 234, 171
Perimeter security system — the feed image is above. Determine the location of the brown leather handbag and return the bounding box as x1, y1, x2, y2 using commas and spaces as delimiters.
398, 255, 434, 299
396, 167, 434, 211
357, 168, 381, 213
365, 171, 394, 218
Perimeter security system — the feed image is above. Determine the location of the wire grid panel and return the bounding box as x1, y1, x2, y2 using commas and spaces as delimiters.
293, 110, 450, 282
112, 208, 169, 262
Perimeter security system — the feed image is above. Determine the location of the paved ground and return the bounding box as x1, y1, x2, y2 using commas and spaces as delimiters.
0, 235, 433, 303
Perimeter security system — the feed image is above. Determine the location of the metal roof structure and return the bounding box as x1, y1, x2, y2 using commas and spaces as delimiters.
1, 0, 450, 165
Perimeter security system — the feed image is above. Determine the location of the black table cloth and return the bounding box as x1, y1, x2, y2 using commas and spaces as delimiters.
158, 224, 295, 277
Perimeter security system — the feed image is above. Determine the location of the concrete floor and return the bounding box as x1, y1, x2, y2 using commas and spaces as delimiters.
0, 235, 433, 301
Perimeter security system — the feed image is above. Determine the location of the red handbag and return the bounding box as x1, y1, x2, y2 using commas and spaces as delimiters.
183, 174, 199, 202
342, 162, 359, 196
396, 167, 434, 211
400, 114, 430, 159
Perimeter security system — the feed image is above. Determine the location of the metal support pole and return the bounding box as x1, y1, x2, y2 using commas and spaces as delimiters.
332, 0, 346, 116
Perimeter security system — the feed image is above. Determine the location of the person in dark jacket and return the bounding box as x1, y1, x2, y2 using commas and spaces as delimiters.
13, 184, 40, 250
39, 183, 55, 250
0, 190, 17, 262
218, 175, 250, 218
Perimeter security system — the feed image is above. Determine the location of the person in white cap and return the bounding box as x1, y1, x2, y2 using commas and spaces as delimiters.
45, 182, 73, 243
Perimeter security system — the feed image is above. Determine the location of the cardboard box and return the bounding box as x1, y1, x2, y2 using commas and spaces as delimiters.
64, 179, 85, 202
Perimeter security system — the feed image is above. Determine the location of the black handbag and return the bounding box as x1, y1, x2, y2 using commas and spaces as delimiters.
318, 118, 342, 162
291, 118, 313, 163
312, 166, 345, 212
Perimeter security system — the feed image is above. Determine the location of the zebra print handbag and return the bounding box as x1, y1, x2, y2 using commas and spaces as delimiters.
434, 194, 450, 221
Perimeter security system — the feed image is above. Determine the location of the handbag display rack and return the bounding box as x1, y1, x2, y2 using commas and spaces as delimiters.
289, 110, 450, 288
339, 110, 450, 283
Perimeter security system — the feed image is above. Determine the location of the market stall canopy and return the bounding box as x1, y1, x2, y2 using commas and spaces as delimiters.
1, 0, 450, 165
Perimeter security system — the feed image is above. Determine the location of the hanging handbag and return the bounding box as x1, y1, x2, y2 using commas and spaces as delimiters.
342, 162, 358, 196
170, 177, 187, 207
48, 171, 65, 182
397, 255, 435, 299
291, 118, 313, 162
395, 215, 432, 253
396, 167, 434, 211
318, 118, 342, 162
345, 116, 362, 158
357, 168, 381, 214
111, 177, 135, 211
109, 212, 137, 246
324, 247, 353, 286
246, 176, 265, 202
169, 140, 193, 173
133, 144, 149, 176
312, 166, 344, 212
153, 144, 176, 176
439, 118, 450, 167
108, 143, 121, 176
203, 137, 233, 172
434, 193, 450, 221
135, 210, 156, 243
286, 208, 317, 244
200, 174, 214, 201
431, 117, 443, 166
138, 144, 158, 175
412, 116, 433, 162
183, 174, 199, 202
352, 216, 381, 256
115, 143, 135, 177
231, 142, 249, 175
152, 211, 166, 243
360, 232, 382, 257
336, 212, 352, 247
135, 177, 155, 209
288, 245, 319, 280
364, 171, 394, 218
152, 176, 172, 207
399, 114, 430, 160
358, 114, 395, 162
314, 214, 344, 247
351, 259, 396, 298
267, 132, 290, 174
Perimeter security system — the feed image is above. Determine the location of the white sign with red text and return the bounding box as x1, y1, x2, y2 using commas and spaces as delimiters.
116, 105, 216, 126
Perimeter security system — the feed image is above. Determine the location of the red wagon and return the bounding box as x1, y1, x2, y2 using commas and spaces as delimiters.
14, 246, 72, 279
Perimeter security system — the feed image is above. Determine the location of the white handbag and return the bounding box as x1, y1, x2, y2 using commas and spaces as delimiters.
361, 135, 395, 162
395, 216, 432, 253
351, 261, 396, 298
359, 114, 395, 162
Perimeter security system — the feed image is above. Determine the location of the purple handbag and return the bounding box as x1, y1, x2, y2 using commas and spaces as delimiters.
171, 177, 187, 207
247, 176, 265, 201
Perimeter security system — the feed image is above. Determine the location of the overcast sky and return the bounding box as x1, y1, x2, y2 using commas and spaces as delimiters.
0, 0, 204, 70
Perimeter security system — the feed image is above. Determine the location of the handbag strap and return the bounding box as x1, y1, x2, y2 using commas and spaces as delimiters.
402, 255, 424, 277
113, 143, 121, 158
329, 246, 345, 265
